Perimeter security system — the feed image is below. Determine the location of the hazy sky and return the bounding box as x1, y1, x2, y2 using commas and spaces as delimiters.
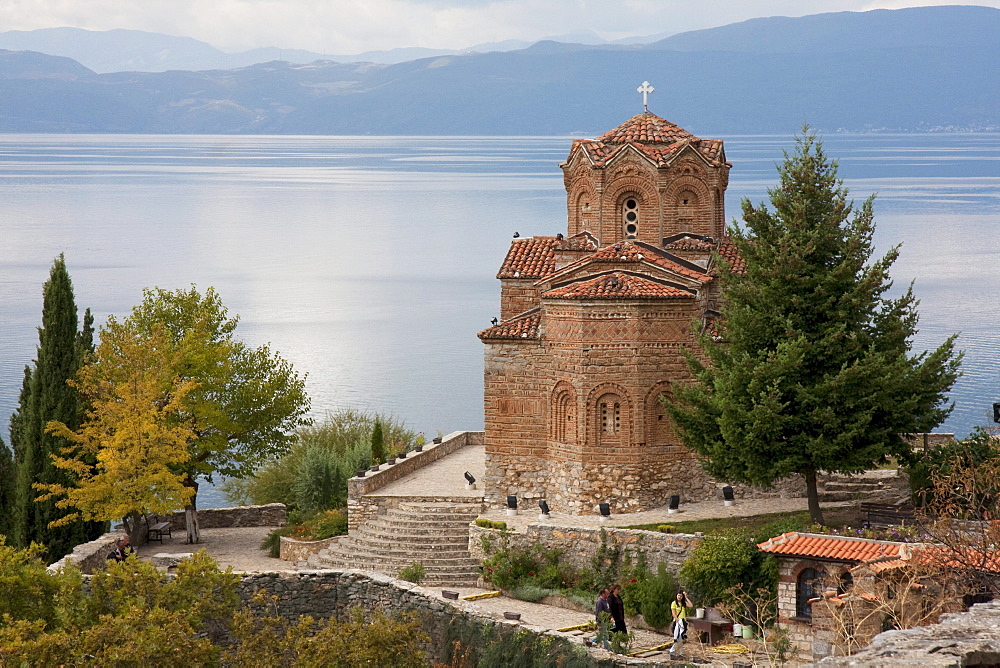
2, 1, 997, 53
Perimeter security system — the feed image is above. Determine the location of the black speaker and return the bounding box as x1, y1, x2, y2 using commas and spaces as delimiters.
669, 495, 680, 510
599, 502, 611, 517
993, 402, 1000, 424
722, 486, 735, 501
538, 500, 550, 514
506, 495, 517, 509
464, 471, 476, 484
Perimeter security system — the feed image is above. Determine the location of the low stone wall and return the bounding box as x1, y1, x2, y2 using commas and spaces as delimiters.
469, 522, 702, 578
236, 570, 598, 665
279, 534, 344, 562
163, 503, 287, 530
347, 430, 483, 498
47, 531, 123, 574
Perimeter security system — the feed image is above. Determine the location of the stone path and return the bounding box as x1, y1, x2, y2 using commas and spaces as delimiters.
135, 526, 291, 573
377, 443, 486, 497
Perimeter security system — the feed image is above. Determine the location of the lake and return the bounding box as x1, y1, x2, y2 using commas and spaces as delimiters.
1, 132, 998, 508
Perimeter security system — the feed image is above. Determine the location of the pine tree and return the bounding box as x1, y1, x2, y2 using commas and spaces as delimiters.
12, 255, 105, 560
666, 130, 962, 524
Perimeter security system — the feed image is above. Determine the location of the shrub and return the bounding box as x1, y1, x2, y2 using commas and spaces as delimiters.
679, 529, 777, 612
475, 518, 492, 528
398, 562, 426, 584
639, 563, 678, 629
657, 525, 674, 533
293, 444, 342, 512
510, 583, 552, 603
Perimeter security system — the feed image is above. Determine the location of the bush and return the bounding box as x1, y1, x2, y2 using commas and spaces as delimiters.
293, 444, 342, 512
475, 519, 508, 530
657, 525, 674, 533
639, 563, 677, 629
510, 583, 552, 603
398, 562, 426, 584
260, 509, 349, 557
679, 529, 777, 612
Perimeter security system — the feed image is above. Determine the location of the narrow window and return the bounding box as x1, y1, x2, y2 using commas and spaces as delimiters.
796, 568, 825, 618
622, 197, 639, 238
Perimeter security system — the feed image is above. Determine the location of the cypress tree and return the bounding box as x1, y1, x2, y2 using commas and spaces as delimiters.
12, 255, 105, 559
370, 420, 385, 465
0, 438, 14, 540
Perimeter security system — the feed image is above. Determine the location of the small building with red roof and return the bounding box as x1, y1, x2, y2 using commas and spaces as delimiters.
478, 108, 740, 514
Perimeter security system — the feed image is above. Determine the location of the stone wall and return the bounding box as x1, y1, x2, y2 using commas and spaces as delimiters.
162, 503, 287, 530
279, 535, 344, 562
47, 531, 123, 574
469, 522, 702, 579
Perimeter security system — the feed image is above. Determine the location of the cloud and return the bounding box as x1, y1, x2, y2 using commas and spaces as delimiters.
1, 0, 998, 53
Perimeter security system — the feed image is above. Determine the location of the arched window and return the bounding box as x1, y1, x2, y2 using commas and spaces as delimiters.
796, 567, 825, 618
621, 196, 639, 238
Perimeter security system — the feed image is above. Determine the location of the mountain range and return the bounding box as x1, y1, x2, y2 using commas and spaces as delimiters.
0, 5, 996, 135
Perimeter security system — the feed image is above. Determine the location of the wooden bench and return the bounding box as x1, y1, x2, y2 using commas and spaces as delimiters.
860, 502, 915, 528
146, 516, 173, 543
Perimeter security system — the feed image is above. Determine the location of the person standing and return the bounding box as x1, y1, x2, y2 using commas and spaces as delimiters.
670, 591, 691, 656
609, 584, 627, 635
593, 588, 611, 649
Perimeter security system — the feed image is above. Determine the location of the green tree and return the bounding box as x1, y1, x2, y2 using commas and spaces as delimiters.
75, 286, 309, 543
10, 255, 104, 561
666, 130, 961, 524
370, 419, 386, 465
39, 326, 198, 541
0, 440, 14, 540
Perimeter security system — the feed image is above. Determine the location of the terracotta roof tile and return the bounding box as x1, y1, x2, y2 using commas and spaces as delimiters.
557, 240, 712, 284
664, 234, 717, 252
566, 113, 728, 169
716, 239, 746, 274
757, 532, 905, 563
478, 308, 541, 341
543, 272, 695, 300
498, 237, 559, 279
559, 231, 599, 251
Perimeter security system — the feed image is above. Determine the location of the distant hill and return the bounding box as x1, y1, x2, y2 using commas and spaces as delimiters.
0, 6, 996, 134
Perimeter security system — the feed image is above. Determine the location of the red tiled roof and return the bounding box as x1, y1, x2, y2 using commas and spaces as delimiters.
560, 231, 599, 252
543, 272, 695, 300
597, 113, 695, 144
497, 237, 559, 279
758, 532, 905, 563
478, 308, 541, 341
566, 113, 728, 169
551, 240, 712, 284
716, 240, 746, 274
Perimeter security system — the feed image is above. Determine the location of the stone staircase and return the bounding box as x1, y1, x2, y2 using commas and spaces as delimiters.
818, 469, 910, 504
306, 500, 482, 587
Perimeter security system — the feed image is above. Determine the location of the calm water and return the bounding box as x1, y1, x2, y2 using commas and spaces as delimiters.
1, 133, 998, 508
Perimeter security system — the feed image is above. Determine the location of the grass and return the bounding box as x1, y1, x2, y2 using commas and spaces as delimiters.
624, 510, 813, 535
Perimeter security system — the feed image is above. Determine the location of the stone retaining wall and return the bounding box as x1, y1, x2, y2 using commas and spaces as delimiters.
163, 503, 287, 530
469, 522, 702, 577
47, 531, 123, 574
236, 570, 598, 664
279, 535, 344, 562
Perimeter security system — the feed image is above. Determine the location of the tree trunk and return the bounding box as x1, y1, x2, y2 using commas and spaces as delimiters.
123, 510, 143, 544
805, 469, 825, 525
183, 477, 200, 544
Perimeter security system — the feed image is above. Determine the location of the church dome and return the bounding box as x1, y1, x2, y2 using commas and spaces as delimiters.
597, 111, 696, 145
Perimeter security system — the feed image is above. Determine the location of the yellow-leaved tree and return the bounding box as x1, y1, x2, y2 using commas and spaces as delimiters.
37, 325, 196, 540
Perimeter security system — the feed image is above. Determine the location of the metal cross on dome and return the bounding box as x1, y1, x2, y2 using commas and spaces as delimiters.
637, 81, 654, 111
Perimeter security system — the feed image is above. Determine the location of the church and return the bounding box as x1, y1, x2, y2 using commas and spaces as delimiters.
478, 97, 743, 514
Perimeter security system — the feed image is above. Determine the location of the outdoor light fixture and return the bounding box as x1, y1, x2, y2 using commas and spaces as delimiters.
464, 471, 477, 490
598, 503, 611, 521
538, 500, 550, 517
722, 486, 735, 506
993, 402, 1000, 424
506, 495, 518, 517
668, 495, 680, 514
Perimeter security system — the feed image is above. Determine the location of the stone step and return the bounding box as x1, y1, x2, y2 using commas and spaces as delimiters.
379, 510, 480, 525
362, 520, 474, 537
349, 530, 469, 551
320, 543, 479, 566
